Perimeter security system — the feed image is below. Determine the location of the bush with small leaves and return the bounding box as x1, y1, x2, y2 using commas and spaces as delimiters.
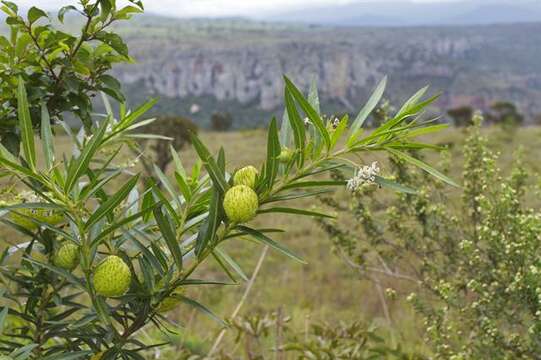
319, 114, 541, 359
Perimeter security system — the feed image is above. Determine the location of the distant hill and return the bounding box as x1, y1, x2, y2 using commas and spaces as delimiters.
268, 0, 541, 27
108, 17, 541, 128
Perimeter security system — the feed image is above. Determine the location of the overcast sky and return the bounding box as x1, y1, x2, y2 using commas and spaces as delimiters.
16, 0, 459, 17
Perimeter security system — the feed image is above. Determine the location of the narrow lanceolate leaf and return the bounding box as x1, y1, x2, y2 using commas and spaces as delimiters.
264, 117, 280, 189
41, 350, 91, 360
374, 176, 417, 195
237, 225, 306, 264
284, 88, 305, 167
281, 179, 346, 191
153, 204, 183, 271
65, 118, 109, 192
195, 188, 221, 258
395, 85, 429, 120
348, 76, 387, 141
308, 77, 321, 114
191, 134, 228, 193
154, 165, 183, 210
331, 114, 349, 150
40, 104, 55, 170
179, 295, 226, 326
213, 247, 249, 282
17, 78, 36, 169
258, 207, 334, 219
279, 109, 293, 149
387, 148, 459, 187
284, 76, 330, 150
170, 144, 187, 178
0, 306, 8, 333
85, 175, 139, 230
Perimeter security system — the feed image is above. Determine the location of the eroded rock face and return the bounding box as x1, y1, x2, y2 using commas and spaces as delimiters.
113, 19, 541, 123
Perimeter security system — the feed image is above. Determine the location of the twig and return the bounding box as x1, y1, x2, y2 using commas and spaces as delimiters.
208, 246, 270, 356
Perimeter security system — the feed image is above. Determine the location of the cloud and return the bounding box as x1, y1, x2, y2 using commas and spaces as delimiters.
14, 0, 452, 17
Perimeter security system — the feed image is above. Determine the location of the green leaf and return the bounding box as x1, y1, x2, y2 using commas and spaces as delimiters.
17, 78, 36, 169
40, 103, 55, 170
195, 188, 221, 258
154, 164, 183, 210
387, 148, 459, 187
348, 76, 387, 141
281, 180, 346, 191
213, 247, 248, 282
264, 117, 280, 190
27, 6, 47, 24
85, 175, 139, 230
284, 88, 305, 167
258, 207, 334, 219
0, 306, 9, 334
374, 176, 417, 194
237, 225, 306, 264
331, 114, 349, 150
284, 76, 330, 150
58, 5, 77, 23
191, 134, 228, 194
170, 144, 187, 178
41, 351, 91, 360
65, 118, 109, 192
153, 204, 183, 271
179, 295, 227, 326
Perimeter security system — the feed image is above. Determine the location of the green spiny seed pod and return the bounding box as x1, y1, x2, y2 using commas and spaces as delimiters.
277, 147, 294, 163
93, 255, 131, 297
53, 243, 80, 271
223, 185, 259, 223
233, 165, 259, 189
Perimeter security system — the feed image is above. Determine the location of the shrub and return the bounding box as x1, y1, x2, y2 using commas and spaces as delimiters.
211, 112, 233, 131
137, 115, 198, 173
319, 114, 541, 358
0, 0, 143, 154
447, 105, 474, 127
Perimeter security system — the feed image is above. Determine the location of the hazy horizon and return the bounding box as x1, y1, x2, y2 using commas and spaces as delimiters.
13, 0, 536, 19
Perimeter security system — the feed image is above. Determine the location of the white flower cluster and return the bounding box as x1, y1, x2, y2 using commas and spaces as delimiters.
346, 161, 380, 192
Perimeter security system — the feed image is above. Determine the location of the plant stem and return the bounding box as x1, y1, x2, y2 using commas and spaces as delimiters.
208, 245, 270, 356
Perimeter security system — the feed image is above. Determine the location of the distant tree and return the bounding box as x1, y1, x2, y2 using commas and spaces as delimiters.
211, 111, 233, 131
138, 115, 197, 173
447, 105, 474, 127
534, 113, 541, 125
487, 101, 524, 128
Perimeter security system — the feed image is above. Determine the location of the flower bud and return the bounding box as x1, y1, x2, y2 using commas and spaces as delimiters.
233, 166, 259, 189
277, 148, 294, 163
223, 185, 259, 223
93, 255, 131, 297
53, 243, 80, 271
